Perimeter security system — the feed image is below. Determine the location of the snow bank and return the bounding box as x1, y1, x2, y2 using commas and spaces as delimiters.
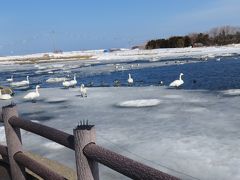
1, 44, 240, 65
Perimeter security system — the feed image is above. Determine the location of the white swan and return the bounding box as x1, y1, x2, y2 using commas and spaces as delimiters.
169, 73, 184, 88
6, 75, 13, 82
128, 74, 133, 84
80, 84, 87, 97
62, 78, 72, 88
11, 76, 30, 87
24, 85, 40, 101
62, 74, 77, 88
70, 74, 77, 87
21, 76, 30, 84
0, 90, 12, 100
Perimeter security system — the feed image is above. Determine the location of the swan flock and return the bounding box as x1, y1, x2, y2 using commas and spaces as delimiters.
1, 70, 186, 103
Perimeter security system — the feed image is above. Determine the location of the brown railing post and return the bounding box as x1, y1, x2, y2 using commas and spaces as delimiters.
2, 104, 26, 180
0, 109, 3, 122
73, 122, 99, 180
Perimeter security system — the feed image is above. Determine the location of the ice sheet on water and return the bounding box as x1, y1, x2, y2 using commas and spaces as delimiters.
1, 86, 240, 180
162, 94, 183, 99
221, 89, 240, 96
44, 97, 68, 104
117, 99, 160, 107
46, 77, 67, 83
36, 64, 65, 70
183, 107, 208, 113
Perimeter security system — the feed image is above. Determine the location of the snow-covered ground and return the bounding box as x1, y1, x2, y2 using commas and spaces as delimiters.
1, 44, 240, 65
1, 86, 240, 180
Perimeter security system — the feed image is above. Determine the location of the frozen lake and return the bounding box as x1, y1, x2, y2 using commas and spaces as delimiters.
1, 56, 240, 180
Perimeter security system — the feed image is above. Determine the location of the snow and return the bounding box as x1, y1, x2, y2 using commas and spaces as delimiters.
1, 44, 240, 65
1, 86, 240, 180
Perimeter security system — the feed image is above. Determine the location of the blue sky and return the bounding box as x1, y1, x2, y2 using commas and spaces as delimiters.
0, 0, 240, 55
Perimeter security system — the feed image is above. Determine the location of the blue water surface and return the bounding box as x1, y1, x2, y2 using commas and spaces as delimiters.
0, 56, 240, 92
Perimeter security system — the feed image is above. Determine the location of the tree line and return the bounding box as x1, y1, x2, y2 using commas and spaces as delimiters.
145, 26, 240, 49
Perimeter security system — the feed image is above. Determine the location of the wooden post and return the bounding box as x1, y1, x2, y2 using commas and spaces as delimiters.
2, 104, 26, 180
0, 109, 3, 122
73, 121, 99, 180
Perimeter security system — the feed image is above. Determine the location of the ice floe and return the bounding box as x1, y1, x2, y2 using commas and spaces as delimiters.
221, 89, 240, 96
117, 99, 161, 107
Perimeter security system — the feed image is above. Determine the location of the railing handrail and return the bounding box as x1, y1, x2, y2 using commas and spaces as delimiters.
8, 116, 75, 150
84, 143, 179, 180
14, 151, 67, 180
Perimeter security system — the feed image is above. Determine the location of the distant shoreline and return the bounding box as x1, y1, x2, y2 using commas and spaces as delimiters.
1, 44, 240, 65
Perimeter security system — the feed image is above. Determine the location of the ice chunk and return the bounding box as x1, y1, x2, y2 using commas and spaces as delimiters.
46, 77, 68, 83
222, 89, 240, 96
117, 99, 161, 107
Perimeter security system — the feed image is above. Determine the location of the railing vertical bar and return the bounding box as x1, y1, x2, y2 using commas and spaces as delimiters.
2, 104, 26, 180
74, 124, 99, 180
